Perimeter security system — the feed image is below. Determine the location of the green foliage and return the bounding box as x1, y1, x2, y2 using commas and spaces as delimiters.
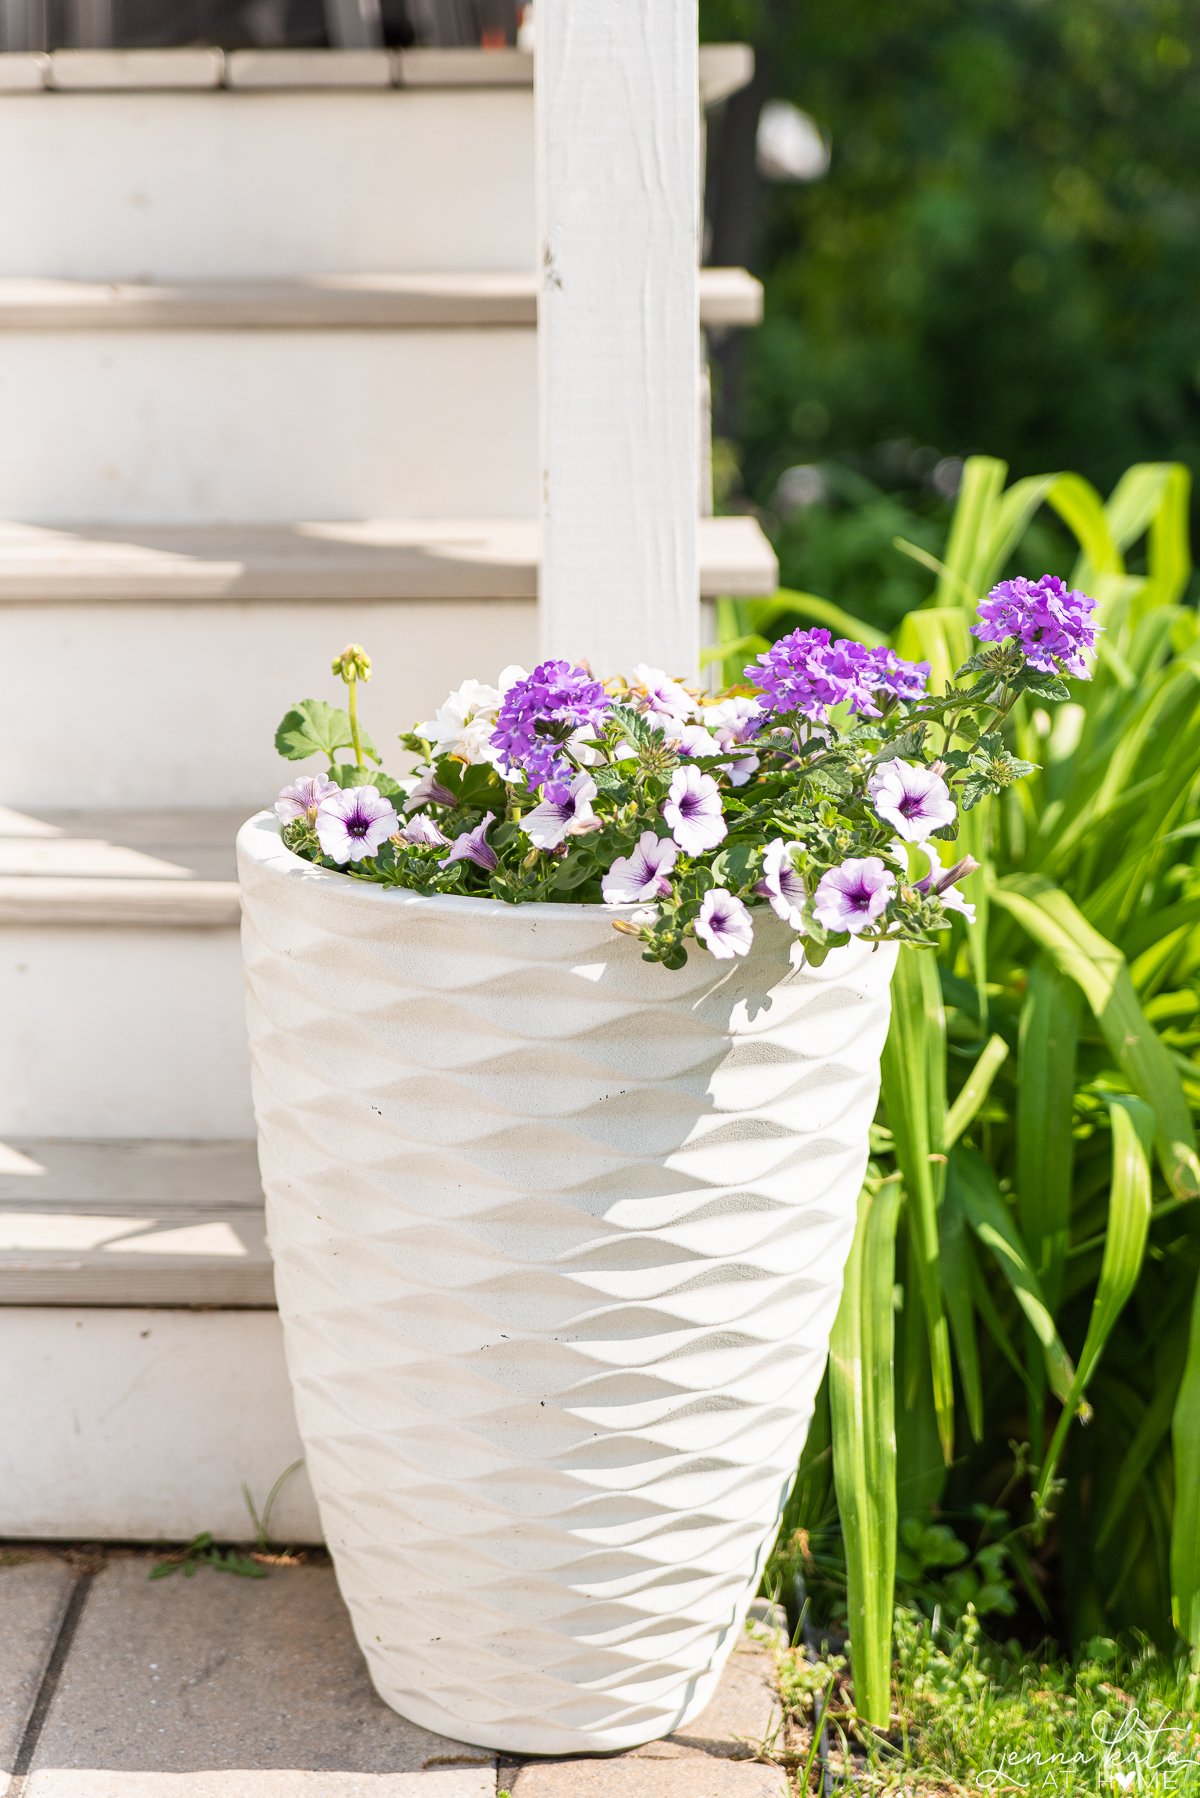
741, 456, 1200, 1700
148, 1532, 268, 1581
779, 1606, 1200, 1795
702, 0, 1200, 525
275, 698, 378, 769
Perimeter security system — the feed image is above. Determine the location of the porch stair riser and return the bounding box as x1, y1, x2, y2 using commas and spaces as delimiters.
0, 42, 773, 1543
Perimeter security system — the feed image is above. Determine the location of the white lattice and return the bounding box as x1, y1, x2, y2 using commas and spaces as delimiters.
238, 813, 895, 1753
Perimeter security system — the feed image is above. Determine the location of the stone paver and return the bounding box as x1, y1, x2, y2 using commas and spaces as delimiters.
507, 1761, 788, 1796
0, 1555, 76, 1793
24, 1557, 492, 1797
503, 1632, 790, 1796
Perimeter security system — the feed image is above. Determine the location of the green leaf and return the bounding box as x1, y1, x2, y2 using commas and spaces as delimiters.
952, 1148, 1075, 1404
880, 947, 955, 1460
1016, 960, 1081, 1313
944, 1033, 1008, 1148
275, 699, 378, 766
755, 587, 888, 648
329, 764, 404, 799
1034, 1096, 1154, 1508
830, 1177, 900, 1727
1171, 1270, 1200, 1649
992, 874, 1200, 1200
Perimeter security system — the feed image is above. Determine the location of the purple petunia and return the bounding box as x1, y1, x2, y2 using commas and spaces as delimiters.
439, 812, 499, 873
490, 659, 612, 793
756, 838, 807, 929
868, 757, 956, 843
746, 629, 929, 722
400, 812, 449, 848
812, 856, 895, 935
404, 767, 457, 812
695, 888, 754, 960
520, 772, 598, 851
315, 786, 398, 863
662, 765, 727, 856
275, 772, 338, 826
972, 574, 1098, 678
601, 832, 678, 904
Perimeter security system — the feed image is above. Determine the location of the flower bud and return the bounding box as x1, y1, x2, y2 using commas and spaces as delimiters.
332, 644, 371, 684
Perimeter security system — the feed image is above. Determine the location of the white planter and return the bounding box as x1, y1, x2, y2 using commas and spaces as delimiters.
237, 811, 896, 1755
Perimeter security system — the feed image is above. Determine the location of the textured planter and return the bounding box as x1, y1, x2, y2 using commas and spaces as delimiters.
237, 811, 896, 1755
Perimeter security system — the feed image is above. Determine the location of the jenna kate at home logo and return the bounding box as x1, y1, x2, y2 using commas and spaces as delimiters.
977, 1708, 1200, 1792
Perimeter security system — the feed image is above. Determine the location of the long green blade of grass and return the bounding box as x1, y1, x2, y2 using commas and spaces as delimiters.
993, 874, 1200, 1200
829, 1177, 901, 1727
1171, 1271, 1200, 1652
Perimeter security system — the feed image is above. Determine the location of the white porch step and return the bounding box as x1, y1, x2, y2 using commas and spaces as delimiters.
0, 807, 252, 1138
0, 268, 762, 330
0, 47, 751, 283
0, 1137, 270, 1305
0, 515, 777, 808
0, 325, 539, 522
0, 273, 755, 525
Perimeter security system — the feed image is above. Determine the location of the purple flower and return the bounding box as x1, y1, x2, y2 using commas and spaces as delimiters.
746, 629, 928, 721
602, 832, 678, 904
813, 857, 895, 935
315, 786, 398, 863
868, 757, 957, 843
275, 772, 338, 826
404, 767, 457, 812
520, 772, 597, 851
695, 888, 754, 960
973, 574, 1099, 678
663, 765, 727, 856
401, 812, 449, 848
490, 660, 612, 792
915, 849, 979, 925
756, 838, 807, 929
439, 812, 498, 873
869, 647, 931, 703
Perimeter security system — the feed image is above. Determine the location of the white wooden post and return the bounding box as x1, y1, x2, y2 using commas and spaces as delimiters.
536, 0, 701, 680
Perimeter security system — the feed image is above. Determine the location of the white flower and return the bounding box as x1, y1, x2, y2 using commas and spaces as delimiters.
665, 720, 722, 758
275, 772, 338, 825
417, 678, 504, 765
868, 757, 956, 843
663, 765, 727, 856
695, 888, 754, 960
630, 663, 697, 725
702, 695, 763, 787
756, 838, 807, 929
601, 832, 678, 904
520, 772, 598, 851
315, 786, 398, 864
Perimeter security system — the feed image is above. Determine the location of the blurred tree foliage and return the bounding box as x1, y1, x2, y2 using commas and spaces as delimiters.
701, 0, 1200, 607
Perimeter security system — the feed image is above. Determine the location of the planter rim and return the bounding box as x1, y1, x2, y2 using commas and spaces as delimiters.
237, 808, 659, 924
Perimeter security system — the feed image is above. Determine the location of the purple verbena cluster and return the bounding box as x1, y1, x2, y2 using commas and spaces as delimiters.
490, 659, 612, 795
972, 574, 1099, 678
745, 629, 930, 722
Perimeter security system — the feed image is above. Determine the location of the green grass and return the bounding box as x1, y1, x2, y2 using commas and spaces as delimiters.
780, 1609, 1200, 1798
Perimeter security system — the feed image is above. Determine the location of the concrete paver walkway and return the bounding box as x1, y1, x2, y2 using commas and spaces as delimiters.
0, 1553, 790, 1797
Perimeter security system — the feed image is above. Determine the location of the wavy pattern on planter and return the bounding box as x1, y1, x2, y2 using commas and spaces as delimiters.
237, 812, 896, 1754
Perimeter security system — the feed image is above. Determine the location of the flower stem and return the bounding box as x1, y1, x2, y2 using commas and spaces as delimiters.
348, 676, 364, 768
